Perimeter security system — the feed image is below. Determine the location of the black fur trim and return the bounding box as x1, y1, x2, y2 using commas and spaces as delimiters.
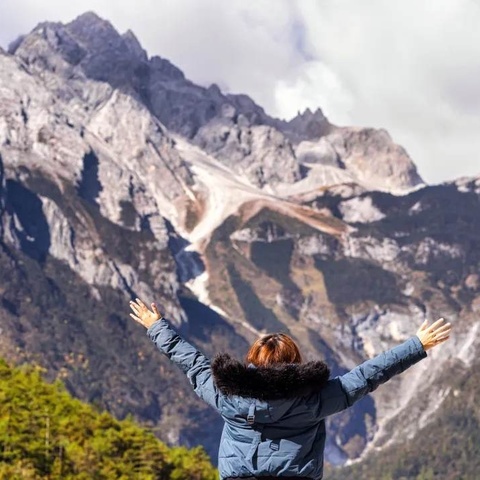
211, 353, 330, 400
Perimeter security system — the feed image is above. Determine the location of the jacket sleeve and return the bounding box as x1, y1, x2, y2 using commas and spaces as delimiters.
315, 335, 427, 419
147, 318, 223, 412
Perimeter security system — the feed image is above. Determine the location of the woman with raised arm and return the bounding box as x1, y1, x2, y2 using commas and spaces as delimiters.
129, 298, 451, 480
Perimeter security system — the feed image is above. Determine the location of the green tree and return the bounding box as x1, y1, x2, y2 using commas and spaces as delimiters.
0, 358, 218, 479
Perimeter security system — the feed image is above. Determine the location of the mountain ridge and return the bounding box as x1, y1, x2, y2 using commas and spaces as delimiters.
0, 12, 478, 473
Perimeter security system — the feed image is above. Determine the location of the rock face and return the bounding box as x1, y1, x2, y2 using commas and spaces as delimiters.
294, 127, 424, 194
1, 12, 479, 468
193, 113, 302, 187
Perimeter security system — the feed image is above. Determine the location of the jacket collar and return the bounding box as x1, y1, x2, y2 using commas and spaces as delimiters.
211, 353, 330, 401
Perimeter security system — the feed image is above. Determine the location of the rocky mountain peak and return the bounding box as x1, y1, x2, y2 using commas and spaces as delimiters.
208, 83, 223, 96
10, 12, 150, 90
65, 12, 146, 63
149, 55, 185, 81
66, 11, 118, 45
296, 107, 326, 120
64, 13, 147, 86
278, 106, 332, 143
226, 93, 269, 124
122, 29, 148, 61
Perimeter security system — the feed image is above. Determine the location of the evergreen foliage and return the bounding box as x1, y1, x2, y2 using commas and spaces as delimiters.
0, 359, 218, 479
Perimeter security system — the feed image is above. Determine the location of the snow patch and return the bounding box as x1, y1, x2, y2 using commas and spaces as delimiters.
339, 196, 386, 223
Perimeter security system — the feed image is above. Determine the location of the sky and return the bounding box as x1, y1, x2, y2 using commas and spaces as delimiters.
1, 0, 479, 184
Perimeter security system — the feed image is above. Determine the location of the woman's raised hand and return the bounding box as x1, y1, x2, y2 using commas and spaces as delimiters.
129, 298, 162, 329
416, 318, 452, 351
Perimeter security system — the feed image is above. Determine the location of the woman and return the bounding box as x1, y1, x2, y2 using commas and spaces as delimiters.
129, 298, 451, 480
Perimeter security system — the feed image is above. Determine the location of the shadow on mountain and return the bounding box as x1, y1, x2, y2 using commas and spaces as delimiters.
5, 179, 50, 262
314, 256, 399, 306
227, 263, 286, 333
178, 294, 249, 358
77, 150, 102, 208
166, 220, 205, 284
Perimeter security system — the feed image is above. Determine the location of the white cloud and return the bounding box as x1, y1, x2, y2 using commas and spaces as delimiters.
1, 0, 479, 184
274, 61, 355, 123
290, 0, 480, 183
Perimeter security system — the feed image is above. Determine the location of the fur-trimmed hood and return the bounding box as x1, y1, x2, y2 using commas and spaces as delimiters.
211, 353, 330, 401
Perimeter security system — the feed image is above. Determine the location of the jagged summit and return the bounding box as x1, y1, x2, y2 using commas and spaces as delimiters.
294, 107, 326, 120
122, 29, 148, 60
279, 106, 331, 142
69, 10, 106, 26
66, 11, 132, 56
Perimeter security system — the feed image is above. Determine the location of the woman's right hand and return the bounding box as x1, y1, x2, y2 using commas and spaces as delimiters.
416, 318, 452, 351
129, 298, 163, 329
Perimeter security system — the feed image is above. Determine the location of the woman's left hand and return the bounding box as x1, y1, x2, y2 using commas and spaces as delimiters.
416, 317, 452, 351
129, 298, 162, 329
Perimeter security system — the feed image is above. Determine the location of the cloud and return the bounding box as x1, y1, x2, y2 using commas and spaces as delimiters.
274, 61, 355, 123
286, 0, 480, 183
0, 0, 479, 184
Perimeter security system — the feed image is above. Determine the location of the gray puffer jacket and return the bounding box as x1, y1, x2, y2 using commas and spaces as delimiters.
147, 319, 427, 480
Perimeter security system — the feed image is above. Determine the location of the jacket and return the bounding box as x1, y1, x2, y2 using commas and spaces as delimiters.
147, 318, 427, 479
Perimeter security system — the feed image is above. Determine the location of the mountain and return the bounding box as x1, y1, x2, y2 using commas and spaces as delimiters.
1, 11, 479, 473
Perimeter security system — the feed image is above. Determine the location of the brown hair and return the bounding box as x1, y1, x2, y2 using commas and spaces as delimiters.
246, 333, 302, 367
